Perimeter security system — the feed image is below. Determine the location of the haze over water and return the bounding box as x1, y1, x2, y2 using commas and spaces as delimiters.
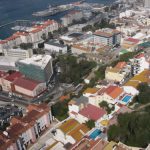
0, 0, 116, 39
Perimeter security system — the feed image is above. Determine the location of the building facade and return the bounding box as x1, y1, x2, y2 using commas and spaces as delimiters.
4, 48, 33, 59
94, 28, 121, 46
17, 55, 53, 83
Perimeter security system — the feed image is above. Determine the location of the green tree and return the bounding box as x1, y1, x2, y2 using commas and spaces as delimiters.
85, 120, 95, 129
99, 101, 115, 114
51, 100, 69, 121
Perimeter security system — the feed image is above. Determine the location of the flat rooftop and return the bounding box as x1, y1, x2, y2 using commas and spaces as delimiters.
18, 55, 52, 69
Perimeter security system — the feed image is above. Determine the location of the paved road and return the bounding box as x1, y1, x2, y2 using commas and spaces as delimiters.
28, 121, 58, 150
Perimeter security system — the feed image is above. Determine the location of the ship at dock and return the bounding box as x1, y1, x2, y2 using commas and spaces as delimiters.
32, 0, 85, 17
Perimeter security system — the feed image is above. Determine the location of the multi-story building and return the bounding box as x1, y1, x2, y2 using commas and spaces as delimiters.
13, 31, 32, 44
94, 28, 121, 46
3, 48, 33, 59
17, 55, 53, 83
0, 132, 18, 150
0, 19, 59, 50
1, 71, 23, 92
105, 62, 131, 83
130, 53, 149, 75
44, 40, 67, 54
145, 0, 150, 8
0, 40, 8, 53
12, 77, 47, 98
0, 104, 53, 150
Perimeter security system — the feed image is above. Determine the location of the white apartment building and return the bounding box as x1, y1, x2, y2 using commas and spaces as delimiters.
94, 28, 121, 46
145, 0, 150, 8
44, 40, 67, 53
130, 53, 149, 75
4, 48, 33, 59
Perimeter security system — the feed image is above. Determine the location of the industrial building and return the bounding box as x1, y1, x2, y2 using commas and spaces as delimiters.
17, 55, 53, 83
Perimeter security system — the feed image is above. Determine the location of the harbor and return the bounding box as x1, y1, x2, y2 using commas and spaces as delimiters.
32, 0, 85, 17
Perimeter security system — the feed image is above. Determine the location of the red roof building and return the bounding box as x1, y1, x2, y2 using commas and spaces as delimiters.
79, 104, 106, 121
126, 37, 140, 44
115, 62, 127, 69
13, 77, 41, 91
13, 77, 46, 97
105, 86, 124, 99
4, 72, 22, 82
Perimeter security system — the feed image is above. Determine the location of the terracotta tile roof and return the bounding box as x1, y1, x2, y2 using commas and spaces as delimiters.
83, 88, 99, 94
0, 40, 7, 44
105, 86, 124, 99
124, 69, 150, 88
94, 31, 113, 37
68, 124, 89, 142
0, 132, 14, 150
30, 28, 42, 33
79, 104, 106, 121
115, 62, 126, 69
7, 123, 30, 139
135, 53, 145, 59
27, 103, 50, 112
94, 29, 120, 37
21, 110, 45, 123
13, 77, 41, 91
4, 72, 22, 82
11, 104, 50, 125
59, 119, 79, 134
59, 95, 70, 101
126, 37, 140, 44
5, 35, 20, 41
13, 31, 29, 36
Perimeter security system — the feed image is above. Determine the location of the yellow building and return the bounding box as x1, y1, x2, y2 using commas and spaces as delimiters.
105, 62, 129, 83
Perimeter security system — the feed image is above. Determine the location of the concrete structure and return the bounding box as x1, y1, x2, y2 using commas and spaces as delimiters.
88, 85, 124, 106
0, 56, 19, 71
68, 96, 88, 117
130, 53, 149, 75
0, 104, 53, 150
122, 37, 140, 52
13, 77, 46, 98
94, 28, 121, 46
1, 71, 23, 92
17, 55, 53, 83
0, 20, 59, 50
44, 40, 67, 53
145, 0, 150, 8
105, 62, 131, 83
3, 48, 33, 60
0, 105, 22, 130
54, 119, 89, 144
70, 137, 108, 150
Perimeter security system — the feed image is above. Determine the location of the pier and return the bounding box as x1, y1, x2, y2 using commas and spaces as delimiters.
0, 20, 34, 28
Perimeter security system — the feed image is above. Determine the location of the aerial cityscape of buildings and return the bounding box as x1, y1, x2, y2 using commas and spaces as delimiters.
0, 0, 150, 150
